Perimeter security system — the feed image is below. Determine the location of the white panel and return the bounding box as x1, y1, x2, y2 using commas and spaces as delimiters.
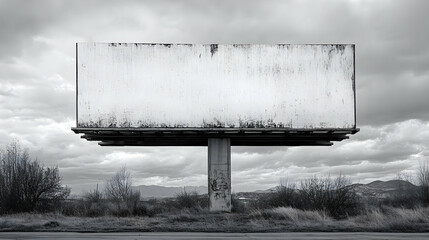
77, 43, 355, 129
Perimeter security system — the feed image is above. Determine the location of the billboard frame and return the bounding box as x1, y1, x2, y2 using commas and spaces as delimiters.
72, 43, 358, 146
72, 43, 359, 212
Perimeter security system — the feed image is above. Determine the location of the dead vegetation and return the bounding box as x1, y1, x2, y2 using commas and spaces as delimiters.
2, 173, 429, 232
1, 206, 429, 232
1, 140, 429, 232
0, 141, 70, 214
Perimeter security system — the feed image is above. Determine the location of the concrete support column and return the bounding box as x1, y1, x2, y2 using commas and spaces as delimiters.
208, 138, 231, 212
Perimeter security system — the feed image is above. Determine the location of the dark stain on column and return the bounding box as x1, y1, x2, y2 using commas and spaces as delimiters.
210, 44, 218, 57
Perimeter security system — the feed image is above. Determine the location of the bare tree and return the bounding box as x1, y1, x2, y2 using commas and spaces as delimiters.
0, 141, 70, 213
418, 160, 429, 205
104, 166, 140, 214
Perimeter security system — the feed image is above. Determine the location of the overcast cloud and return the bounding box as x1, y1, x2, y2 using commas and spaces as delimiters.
0, 0, 428, 193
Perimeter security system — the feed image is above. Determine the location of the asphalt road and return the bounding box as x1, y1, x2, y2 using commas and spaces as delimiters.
0, 232, 429, 240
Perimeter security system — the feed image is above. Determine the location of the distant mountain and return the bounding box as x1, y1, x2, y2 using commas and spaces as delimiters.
253, 187, 277, 194
132, 185, 207, 199
351, 180, 419, 199
132, 180, 419, 200
234, 180, 419, 201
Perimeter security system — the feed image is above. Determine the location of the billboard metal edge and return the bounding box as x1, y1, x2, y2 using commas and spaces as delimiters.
75, 43, 79, 129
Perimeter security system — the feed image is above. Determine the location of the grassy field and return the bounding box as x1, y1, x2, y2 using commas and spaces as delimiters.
1, 206, 429, 232
2, 154, 429, 233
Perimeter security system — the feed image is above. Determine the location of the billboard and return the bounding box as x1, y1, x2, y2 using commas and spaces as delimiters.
74, 43, 357, 146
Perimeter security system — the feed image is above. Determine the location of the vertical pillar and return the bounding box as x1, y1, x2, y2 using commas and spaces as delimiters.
208, 138, 231, 212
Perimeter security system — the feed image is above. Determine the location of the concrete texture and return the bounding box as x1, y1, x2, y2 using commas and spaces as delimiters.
208, 138, 231, 212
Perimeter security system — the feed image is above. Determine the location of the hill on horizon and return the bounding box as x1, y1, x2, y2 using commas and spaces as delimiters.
351, 179, 419, 199
132, 185, 207, 199
131, 179, 419, 199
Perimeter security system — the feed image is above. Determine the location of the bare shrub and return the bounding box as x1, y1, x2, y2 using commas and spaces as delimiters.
144, 198, 173, 216
299, 174, 359, 218
84, 184, 103, 203
0, 141, 70, 214
267, 180, 299, 208
174, 188, 207, 211
418, 160, 429, 205
132, 201, 148, 216
61, 199, 87, 216
231, 194, 247, 213
251, 175, 359, 218
83, 184, 108, 216
61, 185, 108, 217
104, 166, 140, 216
249, 180, 298, 210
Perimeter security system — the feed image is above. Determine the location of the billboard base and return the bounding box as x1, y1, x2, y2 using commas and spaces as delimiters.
208, 138, 232, 212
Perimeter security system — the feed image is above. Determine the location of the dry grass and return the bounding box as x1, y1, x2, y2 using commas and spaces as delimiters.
1, 207, 429, 232
346, 207, 429, 232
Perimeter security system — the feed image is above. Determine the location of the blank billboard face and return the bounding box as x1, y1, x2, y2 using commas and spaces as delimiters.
76, 43, 355, 129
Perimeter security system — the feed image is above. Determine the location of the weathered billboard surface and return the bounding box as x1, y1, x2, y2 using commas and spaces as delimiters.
77, 43, 355, 129
74, 43, 357, 146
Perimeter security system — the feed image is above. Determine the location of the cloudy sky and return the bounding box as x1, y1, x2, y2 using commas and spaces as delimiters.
1, 0, 428, 194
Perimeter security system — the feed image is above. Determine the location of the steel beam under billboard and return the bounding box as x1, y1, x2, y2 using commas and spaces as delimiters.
73, 43, 358, 146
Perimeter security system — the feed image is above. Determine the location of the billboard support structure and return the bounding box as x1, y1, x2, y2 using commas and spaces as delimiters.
208, 138, 231, 212
72, 43, 359, 213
